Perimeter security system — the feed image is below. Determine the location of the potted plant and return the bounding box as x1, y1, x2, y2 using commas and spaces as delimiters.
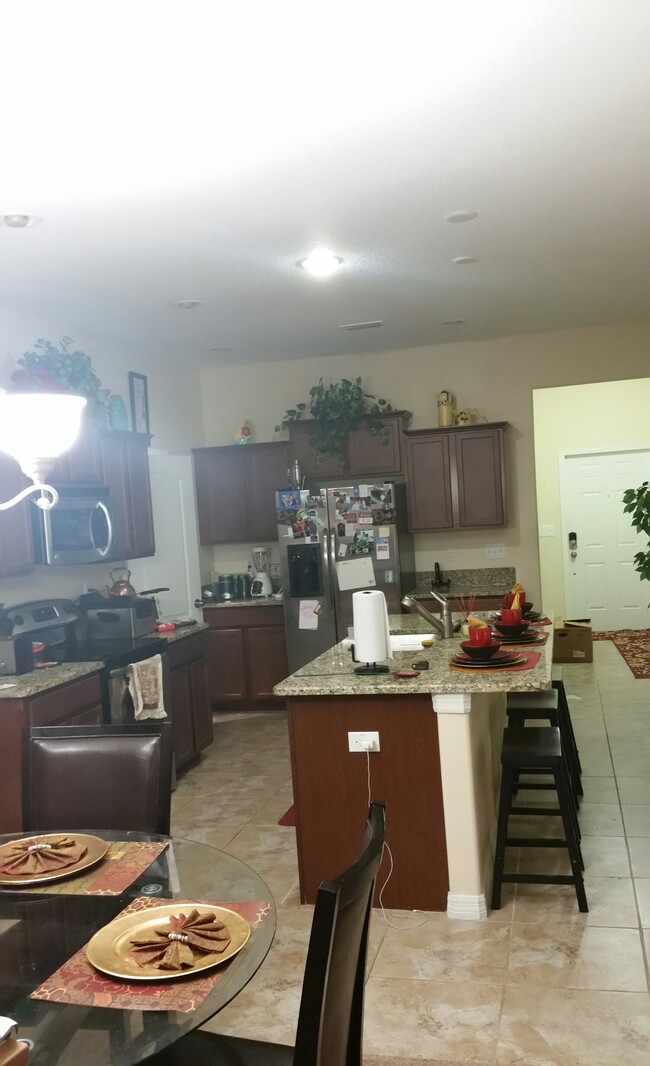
11, 337, 111, 426
275, 377, 394, 467
623, 481, 650, 592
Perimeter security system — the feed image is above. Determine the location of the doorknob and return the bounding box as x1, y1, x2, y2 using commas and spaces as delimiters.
569, 531, 577, 559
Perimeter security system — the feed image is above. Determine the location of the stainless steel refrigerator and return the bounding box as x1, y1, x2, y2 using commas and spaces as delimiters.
276, 482, 414, 673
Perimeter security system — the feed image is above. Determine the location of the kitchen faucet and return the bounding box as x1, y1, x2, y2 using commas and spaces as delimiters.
400, 593, 454, 640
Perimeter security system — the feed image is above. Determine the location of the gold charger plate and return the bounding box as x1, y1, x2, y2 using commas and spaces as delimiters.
0, 833, 108, 887
86, 903, 251, 982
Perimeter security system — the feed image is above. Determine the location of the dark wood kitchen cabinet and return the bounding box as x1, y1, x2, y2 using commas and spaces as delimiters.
192, 442, 289, 544
203, 605, 288, 710
166, 630, 213, 772
405, 423, 507, 532
287, 411, 411, 482
53, 427, 155, 560
0, 672, 103, 833
0, 453, 34, 576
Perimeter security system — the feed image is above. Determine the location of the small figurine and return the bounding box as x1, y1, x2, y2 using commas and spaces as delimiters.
235, 420, 253, 444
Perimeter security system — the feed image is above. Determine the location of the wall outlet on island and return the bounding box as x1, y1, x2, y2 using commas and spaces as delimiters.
484, 545, 506, 559
348, 731, 380, 753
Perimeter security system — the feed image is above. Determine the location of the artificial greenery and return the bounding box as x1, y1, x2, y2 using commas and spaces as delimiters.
11, 337, 110, 425
275, 377, 394, 466
623, 481, 650, 584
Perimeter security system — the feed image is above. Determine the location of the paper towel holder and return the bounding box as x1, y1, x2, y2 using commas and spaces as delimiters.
349, 645, 390, 675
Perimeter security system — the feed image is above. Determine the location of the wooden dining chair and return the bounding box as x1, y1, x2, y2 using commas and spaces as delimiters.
145, 800, 387, 1066
21, 723, 173, 835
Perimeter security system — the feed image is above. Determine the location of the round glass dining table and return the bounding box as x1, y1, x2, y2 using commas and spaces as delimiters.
0, 831, 276, 1066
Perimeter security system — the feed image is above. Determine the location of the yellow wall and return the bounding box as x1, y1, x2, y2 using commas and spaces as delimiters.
199, 321, 650, 602
533, 378, 650, 618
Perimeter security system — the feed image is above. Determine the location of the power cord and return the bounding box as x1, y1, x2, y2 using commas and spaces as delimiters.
364, 748, 429, 930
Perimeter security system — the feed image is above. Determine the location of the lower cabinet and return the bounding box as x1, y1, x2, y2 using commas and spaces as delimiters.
204, 606, 289, 710
0, 672, 103, 834
166, 631, 213, 773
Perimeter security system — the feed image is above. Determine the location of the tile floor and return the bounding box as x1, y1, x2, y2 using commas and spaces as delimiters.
171, 641, 650, 1065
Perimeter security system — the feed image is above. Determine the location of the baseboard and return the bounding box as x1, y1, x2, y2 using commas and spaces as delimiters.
446, 892, 488, 920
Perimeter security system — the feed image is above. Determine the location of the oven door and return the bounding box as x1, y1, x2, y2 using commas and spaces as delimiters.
33, 485, 114, 565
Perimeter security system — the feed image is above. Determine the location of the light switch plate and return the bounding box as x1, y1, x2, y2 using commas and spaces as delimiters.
484, 545, 506, 559
538, 524, 556, 537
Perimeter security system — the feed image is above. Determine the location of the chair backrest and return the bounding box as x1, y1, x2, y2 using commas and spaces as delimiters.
22, 723, 173, 835
293, 800, 387, 1066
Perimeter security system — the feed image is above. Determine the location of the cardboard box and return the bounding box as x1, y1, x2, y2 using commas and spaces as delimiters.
553, 618, 593, 663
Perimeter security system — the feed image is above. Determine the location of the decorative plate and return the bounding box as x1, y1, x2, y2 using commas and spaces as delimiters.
450, 652, 527, 670
492, 629, 542, 644
86, 903, 251, 982
0, 833, 108, 887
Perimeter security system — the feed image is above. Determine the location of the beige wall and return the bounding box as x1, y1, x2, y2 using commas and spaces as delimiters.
533, 378, 650, 618
199, 321, 650, 602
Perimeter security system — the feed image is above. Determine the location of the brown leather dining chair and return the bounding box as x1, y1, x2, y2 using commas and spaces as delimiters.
145, 800, 387, 1066
21, 723, 173, 835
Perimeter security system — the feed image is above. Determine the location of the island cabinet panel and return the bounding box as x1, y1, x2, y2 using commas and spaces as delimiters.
406, 423, 507, 532
204, 606, 288, 710
193, 442, 289, 544
167, 630, 213, 772
287, 694, 449, 911
0, 673, 103, 834
288, 411, 411, 482
0, 454, 34, 576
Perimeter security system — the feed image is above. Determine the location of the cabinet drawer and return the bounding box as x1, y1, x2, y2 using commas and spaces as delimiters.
27, 675, 103, 727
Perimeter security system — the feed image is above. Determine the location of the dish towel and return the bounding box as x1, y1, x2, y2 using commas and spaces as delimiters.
126, 654, 166, 719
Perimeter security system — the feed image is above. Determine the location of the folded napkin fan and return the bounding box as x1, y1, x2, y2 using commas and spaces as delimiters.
130, 908, 232, 971
0, 835, 87, 875
126, 653, 166, 720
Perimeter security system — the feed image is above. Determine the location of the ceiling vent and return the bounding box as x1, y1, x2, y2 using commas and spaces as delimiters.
338, 320, 383, 331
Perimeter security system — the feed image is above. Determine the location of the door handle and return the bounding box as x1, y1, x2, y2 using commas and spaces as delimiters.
569, 530, 577, 559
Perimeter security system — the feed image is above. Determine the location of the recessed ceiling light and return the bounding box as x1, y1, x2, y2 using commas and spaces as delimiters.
445, 210, 478, 223
298, 249, 343, 277
339, 320, 383, 331
452, 256, 478, 265
170, 299, 202, 310
3, 213, 42, 228
441, 319, 465, 326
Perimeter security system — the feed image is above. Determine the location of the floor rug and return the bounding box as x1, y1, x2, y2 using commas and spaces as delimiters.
278, 804, 296, 826
593, 628, 650, 679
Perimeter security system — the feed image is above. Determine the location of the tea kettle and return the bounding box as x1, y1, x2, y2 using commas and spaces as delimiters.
107, 567, 137, 598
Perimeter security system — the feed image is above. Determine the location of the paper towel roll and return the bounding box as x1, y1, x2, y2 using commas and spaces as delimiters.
352, 590, 393, 663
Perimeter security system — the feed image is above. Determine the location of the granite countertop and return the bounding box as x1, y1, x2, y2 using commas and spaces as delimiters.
203, 598, 284, 609
274, 613, 552, 697
407, 566, 516, 601
158, 621, 210, 642
0, 662, 105, 700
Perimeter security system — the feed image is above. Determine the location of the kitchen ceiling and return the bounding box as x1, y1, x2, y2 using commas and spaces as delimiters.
2, 1, 649, 367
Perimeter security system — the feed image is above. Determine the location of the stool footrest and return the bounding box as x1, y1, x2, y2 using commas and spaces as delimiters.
506, 837, 568, 848
501, 873, 578, 886
510, 805, 560, 815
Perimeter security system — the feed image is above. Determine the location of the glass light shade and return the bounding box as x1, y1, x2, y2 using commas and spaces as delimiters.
0, 392, 86, 480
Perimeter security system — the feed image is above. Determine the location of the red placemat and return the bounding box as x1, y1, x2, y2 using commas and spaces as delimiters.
25, 841, 168, 896
450, 650, 542, 675
31, 896, 272, 1012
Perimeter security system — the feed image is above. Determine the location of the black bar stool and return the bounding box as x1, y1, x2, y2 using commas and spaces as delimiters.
491, 726, 588, 913
507, 686, 583, 803
552, 668, 582, 779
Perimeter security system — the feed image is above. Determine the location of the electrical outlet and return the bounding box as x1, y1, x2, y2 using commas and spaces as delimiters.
348, 730, 380, 753
484, 545, 506, 559
538, 524, 555, 537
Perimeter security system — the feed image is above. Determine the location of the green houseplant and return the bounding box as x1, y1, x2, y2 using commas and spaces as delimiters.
275, 377, 394, 467
623, 481, 650, 584
11, 337, 111, 425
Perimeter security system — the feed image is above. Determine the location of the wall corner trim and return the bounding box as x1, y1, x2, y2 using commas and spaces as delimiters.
432, 692, 472, 715
447, 892, 488, 921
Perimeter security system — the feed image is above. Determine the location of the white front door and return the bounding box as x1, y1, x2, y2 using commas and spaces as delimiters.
561, 449, 650, 630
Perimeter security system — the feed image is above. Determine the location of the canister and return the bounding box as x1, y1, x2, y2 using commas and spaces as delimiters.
437, 390, 455, 427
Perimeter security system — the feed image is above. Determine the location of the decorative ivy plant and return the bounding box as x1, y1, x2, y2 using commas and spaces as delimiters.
623, 481, 650, 584
11, 337, 110, 425
275, 377, 394, 466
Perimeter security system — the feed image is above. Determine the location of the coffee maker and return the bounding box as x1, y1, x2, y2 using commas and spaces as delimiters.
251, 546, 273, 597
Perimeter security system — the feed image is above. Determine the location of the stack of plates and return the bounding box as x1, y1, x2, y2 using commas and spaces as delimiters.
492, 610, 541, 623
491, 628, 542, 645
450, 649, 528, 670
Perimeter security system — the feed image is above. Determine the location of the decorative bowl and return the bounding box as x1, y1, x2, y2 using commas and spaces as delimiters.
459, 639, 503, 660
493, 621, 530, 638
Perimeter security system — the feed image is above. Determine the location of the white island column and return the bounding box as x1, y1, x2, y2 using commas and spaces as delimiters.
432, 691, 507, 920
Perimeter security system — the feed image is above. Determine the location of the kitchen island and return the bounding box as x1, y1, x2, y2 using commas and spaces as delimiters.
274, 616, 553, 918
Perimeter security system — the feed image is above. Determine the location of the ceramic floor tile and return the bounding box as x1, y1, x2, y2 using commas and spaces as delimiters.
605, 710, 650, 737
370, 913, 510, 985
363, 977, 502, 1062
576, 802, 624, 837
622, 804, 650, 837
574, 776, 618, 803
617, 776, 650, 804
611, 751, 650, 778
628, 837, 650, 877
170, 823, 239, 850
517, 835, 630, 878
497, 986, 650, 1065
634, 878, 650, 928
506, 924, 646, 991
512, 876, 638, 927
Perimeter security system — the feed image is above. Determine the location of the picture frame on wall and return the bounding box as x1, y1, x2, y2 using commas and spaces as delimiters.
128, 372, 150, 434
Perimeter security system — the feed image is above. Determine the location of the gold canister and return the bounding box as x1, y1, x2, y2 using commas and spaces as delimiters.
437, 390, 455, 427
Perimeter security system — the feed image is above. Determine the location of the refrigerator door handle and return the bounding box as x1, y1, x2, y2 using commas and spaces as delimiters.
327, 528, 337, 605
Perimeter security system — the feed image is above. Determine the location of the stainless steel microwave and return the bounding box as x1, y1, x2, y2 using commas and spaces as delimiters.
31, 484, 114, 565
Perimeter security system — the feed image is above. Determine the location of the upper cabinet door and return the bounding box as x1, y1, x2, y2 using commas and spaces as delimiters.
193, 447, 246, 544
0, 453, 34, 576
245, 443, 289, 543
453, 426, 507, 528
97, 432, 155, 560
347, 412, 410, 477
405, 432, 454, 531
